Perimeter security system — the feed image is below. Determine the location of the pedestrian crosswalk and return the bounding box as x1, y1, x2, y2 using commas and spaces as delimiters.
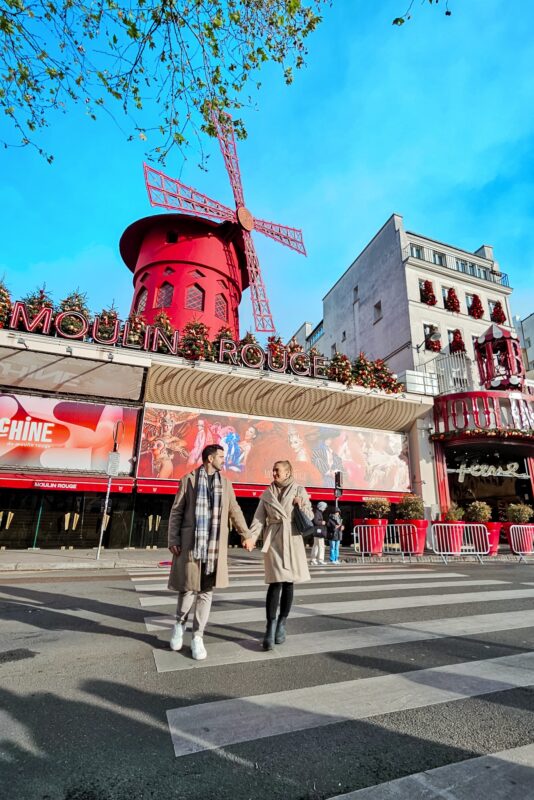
127, 559, 534, 797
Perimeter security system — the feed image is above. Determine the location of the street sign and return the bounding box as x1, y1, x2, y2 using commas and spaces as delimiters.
106, 452, 120, 477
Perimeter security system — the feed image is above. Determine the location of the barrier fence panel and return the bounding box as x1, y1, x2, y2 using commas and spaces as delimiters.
431, 523, 489, 564
352, 523, 419, 562
509, 525, 534, 563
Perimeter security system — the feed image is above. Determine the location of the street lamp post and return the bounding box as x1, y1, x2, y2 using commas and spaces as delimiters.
96, 420, 124, 561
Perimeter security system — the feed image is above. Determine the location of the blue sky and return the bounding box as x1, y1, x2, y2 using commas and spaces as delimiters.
1, 0, 533, 343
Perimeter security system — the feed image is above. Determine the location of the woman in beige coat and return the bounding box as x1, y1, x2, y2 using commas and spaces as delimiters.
249, 460, 312, 650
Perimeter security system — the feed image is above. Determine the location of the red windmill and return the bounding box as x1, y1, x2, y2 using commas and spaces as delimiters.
140, 114, 306, 334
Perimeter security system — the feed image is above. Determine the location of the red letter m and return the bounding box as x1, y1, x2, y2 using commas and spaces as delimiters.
9, 301, 53, 334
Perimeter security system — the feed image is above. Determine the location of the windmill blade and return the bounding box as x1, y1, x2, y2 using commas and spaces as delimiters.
144, 164, 236, 223
242, 230, 275, 333
254, 217, 307, 256
211, 113, 246, 208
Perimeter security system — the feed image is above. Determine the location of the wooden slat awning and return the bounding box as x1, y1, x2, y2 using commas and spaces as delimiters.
145, 362, 432, 432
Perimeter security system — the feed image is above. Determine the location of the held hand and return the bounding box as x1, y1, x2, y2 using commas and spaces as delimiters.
293, 495, 303, 508
243, 539, 255, 552
169, 545, 181, 557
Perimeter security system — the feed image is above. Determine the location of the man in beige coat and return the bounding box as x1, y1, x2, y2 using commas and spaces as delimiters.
167, 443, 253, 660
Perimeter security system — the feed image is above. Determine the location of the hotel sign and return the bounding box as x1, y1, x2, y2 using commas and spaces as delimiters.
7, 302, 330, 379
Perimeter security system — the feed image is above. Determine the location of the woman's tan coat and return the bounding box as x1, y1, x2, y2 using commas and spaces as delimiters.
249, 482, 311, 584
167, 469, 250, 592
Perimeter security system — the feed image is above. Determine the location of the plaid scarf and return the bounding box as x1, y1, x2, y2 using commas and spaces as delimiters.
193, 466, 222, 575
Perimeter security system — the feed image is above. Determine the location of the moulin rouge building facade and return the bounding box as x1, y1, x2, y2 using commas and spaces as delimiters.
0, 121, 433, 549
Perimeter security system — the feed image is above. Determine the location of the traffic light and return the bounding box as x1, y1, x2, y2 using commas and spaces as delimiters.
334, 470, 343, 497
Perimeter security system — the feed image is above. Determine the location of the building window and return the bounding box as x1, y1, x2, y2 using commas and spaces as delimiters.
410, 244, 423, 259
353, 285, 359, 303
155, 282, 173, 308
189, 269, 205, 278
331, 343, 337, 357
455, 259, 468, 273
466, 293, 474, 311
185, 284, 205, 311
166, 231, 178, 243
419, 279, 426, 301
214, 293, 228, 321
488, 300, 497, 316
433, 251, 445, 266
374, 301, 382, 322
341, 330, 346, 342
442, 287, 449, 305
164, 267, 174, 276
135, 288, 148, 313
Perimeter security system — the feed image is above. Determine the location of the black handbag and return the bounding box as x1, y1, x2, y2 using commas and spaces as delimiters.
292, 503, 315, 536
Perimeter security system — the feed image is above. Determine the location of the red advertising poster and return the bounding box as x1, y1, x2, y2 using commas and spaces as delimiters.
0, 394, 139, 474
137, 404, 410, 492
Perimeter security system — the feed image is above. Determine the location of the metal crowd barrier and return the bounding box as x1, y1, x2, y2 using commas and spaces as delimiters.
431, 523, 489, 564
352, 523, 420, 563
508, 525, 534, 563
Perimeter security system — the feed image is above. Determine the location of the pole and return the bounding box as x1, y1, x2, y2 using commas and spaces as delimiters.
96, 476, 112, 561
31, 495, 44, 550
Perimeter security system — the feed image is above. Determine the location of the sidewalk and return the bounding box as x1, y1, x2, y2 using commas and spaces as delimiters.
0, 547, 170, 572
0, 545, 523, 572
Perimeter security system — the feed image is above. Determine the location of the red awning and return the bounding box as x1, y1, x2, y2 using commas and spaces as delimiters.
0, 473, 135, 493
136, 480, 179, 495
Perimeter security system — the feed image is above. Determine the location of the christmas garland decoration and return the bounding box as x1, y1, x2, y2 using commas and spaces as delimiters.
431, 428, 534, 441
449, 329, 466, 354
2, 284, 404, 393
490, 301, 506, 325
444, 287, 460, 313
420, 280, 437, 306
468, 294, 484, 320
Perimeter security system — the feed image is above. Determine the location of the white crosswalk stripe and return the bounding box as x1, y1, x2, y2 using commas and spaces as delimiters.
143, 587, 534, 631
126, 560, 534, 794
139, 579, 503, 607
166, 651, 534, 756
327, 743, 534, 799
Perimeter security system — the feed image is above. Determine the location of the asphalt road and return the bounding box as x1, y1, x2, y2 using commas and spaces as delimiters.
1, 557, 534, 800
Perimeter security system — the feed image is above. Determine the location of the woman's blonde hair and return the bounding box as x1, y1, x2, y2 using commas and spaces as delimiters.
273, 459, 293, 477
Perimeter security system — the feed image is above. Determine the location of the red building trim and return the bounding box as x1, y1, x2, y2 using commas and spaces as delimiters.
0, 473, 134, 493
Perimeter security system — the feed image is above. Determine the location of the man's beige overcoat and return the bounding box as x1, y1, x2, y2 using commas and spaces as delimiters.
249, 482, 311, 584
167, 469, 250, 592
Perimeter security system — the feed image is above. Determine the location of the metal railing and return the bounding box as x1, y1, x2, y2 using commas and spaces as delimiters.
431, 523, 489, 564
352, 523, 423, 562
416, 352, 477, 395
402, 245, 509, 287
508, 525, 534, 563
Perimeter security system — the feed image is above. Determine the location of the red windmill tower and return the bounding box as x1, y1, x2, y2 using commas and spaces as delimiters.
120, 114, 306, 338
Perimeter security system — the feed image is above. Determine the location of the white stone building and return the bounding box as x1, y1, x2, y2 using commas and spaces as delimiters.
294, 214, 534, 522
298, 214, 513, 378
516, 313, 534, 378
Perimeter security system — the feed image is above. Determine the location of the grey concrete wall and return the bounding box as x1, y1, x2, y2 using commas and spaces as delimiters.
321, 214, 411, 375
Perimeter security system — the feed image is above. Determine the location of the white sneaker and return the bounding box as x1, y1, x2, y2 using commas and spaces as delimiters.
170, 622, 184, 651
191, 635, 207, 661
310, 559, 318, 565
318, 560, 326, 566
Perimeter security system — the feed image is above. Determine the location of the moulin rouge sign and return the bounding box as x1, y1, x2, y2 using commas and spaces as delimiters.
7, 302, 329, 378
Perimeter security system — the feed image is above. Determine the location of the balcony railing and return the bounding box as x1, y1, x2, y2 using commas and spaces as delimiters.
434, 390, 534, 435
402, 245, 510, 287
416, 352, 477, 395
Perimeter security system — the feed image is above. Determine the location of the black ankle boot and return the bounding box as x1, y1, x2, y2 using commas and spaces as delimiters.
263, 620, 277, 650
275, 617, 287, 645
